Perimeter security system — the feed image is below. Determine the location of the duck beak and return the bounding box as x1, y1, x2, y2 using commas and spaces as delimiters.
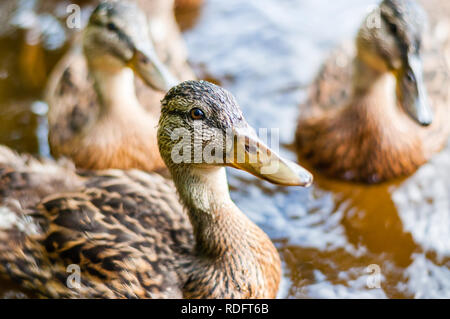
400, 53, 433, 126
128, 43, 179, 92
226, 126, 313, 187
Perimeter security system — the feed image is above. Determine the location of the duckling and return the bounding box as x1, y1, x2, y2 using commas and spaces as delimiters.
46, 1, 193, 173
296, 0, 450, 183
0, 81, 312, 298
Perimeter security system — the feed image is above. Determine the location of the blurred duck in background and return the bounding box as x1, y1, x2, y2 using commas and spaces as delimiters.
295, 0, 450, 183
46, 0, 195, 173
0, 81, 312, 298
0, 0, 198, 93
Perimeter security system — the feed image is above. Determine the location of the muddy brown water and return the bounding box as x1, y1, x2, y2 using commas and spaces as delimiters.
0, 0, 449, 298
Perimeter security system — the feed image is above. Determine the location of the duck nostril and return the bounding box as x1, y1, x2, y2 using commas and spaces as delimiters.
406, 70, 415, 82
139, 55, 149, 64
420, 120, 432, 127
106, 22, 118, 32
244, 143, 258, 154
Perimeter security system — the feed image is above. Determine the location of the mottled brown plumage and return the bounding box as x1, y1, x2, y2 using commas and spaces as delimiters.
0, 160, 190, 298
46, 0, 194, 173
0, 81, 312, 298
296, 0, 450, 183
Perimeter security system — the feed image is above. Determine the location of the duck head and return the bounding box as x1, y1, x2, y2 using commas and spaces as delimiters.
83, 1, 178, 92
158, 80, 313, 187
356, 0, 432, 126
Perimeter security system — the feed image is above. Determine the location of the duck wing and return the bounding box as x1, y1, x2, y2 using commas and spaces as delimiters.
45, 43, 101, 159
0, 146, 192, 298
299, 42, 355, 120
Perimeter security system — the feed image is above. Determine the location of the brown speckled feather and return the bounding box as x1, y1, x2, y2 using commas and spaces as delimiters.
0, 146, 193, 298
296, 0, 450, 183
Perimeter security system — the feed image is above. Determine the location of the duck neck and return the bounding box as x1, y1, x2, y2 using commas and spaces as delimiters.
350, 55, 399, 121
89, 61, 142, 118
171, 166, 236, 254
352, 55, 386, 94
169, 165, 281, 298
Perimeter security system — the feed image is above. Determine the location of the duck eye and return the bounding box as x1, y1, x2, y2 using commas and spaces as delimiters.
406, 70, 415, 82
388, 22, 398, 36
106, 23, 118, 32
190, 108, 205, 120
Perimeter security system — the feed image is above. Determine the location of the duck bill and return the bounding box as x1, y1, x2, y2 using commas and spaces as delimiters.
226, 127, 313, 187
402, 53, 433, 126
128, 44, 179, 92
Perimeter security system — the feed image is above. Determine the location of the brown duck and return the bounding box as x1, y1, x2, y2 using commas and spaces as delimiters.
0, 81, 312, 298
296, 0, 450, 183
46, 1, 194, 173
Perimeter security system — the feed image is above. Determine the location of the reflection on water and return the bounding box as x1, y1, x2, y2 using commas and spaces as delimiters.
0, 0, 76, 155
0, 0, 449, 298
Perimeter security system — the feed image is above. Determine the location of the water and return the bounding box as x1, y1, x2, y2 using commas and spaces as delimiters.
0, 0, 449, 298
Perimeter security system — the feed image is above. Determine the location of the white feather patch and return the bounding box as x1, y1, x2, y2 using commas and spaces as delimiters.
0, 201, 40, 235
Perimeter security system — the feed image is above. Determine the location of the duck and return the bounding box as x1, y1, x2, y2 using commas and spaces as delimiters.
295, 0, 450, 183
46, 0, 194, 173
0, 80, 313, 298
